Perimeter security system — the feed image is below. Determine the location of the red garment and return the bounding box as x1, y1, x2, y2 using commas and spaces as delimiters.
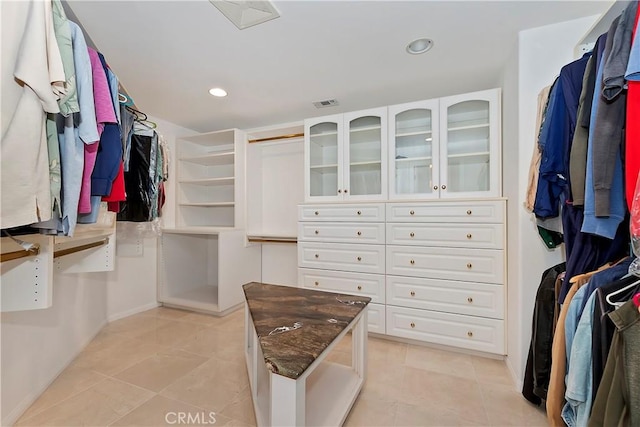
626, 7, 640, 210
102, 160, 126, 213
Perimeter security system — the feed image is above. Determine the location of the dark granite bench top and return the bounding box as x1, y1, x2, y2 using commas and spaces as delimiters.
242, 282, 371, 380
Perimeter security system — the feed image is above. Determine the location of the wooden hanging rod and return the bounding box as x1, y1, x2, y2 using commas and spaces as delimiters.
248, 133, 304, 143
1, 245, 41, 263
54, 238, 109, 258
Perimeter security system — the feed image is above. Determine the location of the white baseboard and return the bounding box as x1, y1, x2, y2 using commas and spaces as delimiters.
2, 319, 108, 427
505, 355, 523, 391
107, 302, 160, 322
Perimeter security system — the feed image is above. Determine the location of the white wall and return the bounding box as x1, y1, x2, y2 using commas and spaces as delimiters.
502, 15, 598, 388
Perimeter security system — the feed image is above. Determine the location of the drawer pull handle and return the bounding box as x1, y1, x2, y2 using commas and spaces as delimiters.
314, 281, 319, 286
441, 184, 447, 190
466, 233, 472, 239
466, 210, 472, 215
410, 210, 415, 215
315, 254, 319, 258
338, 189, 342, 194
357, 210, 362, 215
467, 331, 473, 338
344, 189, 348, 193
315, 230, 319, 235
357, 285, 362, 291
467, 297, 473, 304
410, 259, 415, 265
410, 232, 415, 238
410, 291, 415, 297
433, 185, 438, 190
467, 263, 472, 269
314, 211, 319, 216
357, 256, 362, 261
357, 231, 362, 236
410, 322, 416, 328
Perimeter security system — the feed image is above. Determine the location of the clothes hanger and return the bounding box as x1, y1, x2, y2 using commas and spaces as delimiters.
605, 276, 640, 307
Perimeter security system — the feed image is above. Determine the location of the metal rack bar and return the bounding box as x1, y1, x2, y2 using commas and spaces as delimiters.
247, 133, 304, 143
247, 236, 298, 244
0, 245, 41, 263
54, 238, 109, 258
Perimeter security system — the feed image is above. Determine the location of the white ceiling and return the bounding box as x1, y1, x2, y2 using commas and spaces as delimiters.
67, 0, 611, 133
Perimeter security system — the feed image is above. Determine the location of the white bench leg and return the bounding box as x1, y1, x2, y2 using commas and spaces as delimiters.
270, 372, 306, 426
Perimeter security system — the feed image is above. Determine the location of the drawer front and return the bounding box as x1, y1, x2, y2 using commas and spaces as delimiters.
386, 275, 504, 319
298, 242, 385, 274
386, 306, 505, 354
299, 222, 385, 244
386, 201, 505, 223
367, 303, 386, 334
386, 246, 504, 284
386, 223, 503, 249
299, 204, 385, 222
298, 268, 385, 303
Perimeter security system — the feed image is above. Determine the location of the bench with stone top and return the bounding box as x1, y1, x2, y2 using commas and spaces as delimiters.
243, 282, 370, 427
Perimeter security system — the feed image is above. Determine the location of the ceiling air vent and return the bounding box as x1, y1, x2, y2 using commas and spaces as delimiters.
210, 1, 280, 30
313, 99, 339, 109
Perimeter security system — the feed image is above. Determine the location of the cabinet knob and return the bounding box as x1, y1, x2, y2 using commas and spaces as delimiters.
357, 231, 362, 236
467, 297, 473, 304
410, 232, 415, 238
467, 331, 473, 338
409, 210, 415, 215
315, 254, 319, 258
314, 281, 319, 286
410, 322, 416, 328
315, 230, 319, 235
357, 256, 362, 261
466, 210, 472, 215
433, 185, 439, 190
467, 263, 472, 269
338, 189, 342, 194
466, 233, 472, 239
441, 184, 447, 190
344, 189, 348, 193
357, 210, 362, 215
314, 211, 319, 216
357, 285, 362, 291
410, 291, 415, 297
410, 259, 415, 265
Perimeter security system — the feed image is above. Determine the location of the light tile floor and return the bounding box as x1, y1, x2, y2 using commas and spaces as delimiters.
16, 307, 547, 426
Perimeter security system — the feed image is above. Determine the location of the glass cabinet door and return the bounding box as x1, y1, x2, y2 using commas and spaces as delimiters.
344, 108, 387, 200
389, 100, 439, 199
308, 120, 341, 199
440, 89, 500, 198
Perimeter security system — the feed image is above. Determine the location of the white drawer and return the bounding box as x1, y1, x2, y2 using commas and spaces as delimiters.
298, 242, 385, 274
386, 246, 504, 284
386, 306, 505, 354
299, 222, 385, 244
367, 303, 386, 334
386, 223, 503, 249
386, 275, 504, 319
386, 201, 505, 223
298, 268, 385, 303
299, 204, 385, 222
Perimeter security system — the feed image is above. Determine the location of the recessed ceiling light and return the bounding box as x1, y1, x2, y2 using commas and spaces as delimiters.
209, 88, 228, 97
406, 38, 434, 55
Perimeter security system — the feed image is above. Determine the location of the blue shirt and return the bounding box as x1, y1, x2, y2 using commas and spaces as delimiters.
577, 258, 633, 318
565, 285, 589, 370
626, 14, 640, 80
562, 293, 596, 427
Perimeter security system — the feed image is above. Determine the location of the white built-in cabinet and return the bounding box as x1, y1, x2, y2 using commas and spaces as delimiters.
388, 89, 501, 199
174, 129, 245, 229
304, 107, 387, 202
159, 129, 261, 315
299, 88, 506, 355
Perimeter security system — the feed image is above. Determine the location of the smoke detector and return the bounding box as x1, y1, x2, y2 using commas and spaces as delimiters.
313, 99, 339, 109
210, 1, 280, 30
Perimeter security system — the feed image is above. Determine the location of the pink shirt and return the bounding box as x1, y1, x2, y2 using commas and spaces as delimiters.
78, 48, 117, 213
